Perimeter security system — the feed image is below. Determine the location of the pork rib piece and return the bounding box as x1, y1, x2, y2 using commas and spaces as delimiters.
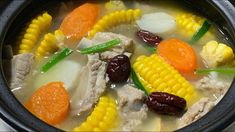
9, 53, 34, 89
117, 85, 148, 131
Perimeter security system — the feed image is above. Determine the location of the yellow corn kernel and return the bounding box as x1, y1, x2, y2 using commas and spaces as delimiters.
18, 12, 52, 54
88, 9, 142, 39
74, 96, 118, 132
35, 30, 65, 61
200, 40, 234, 67
133, 54, 199, 106
176, 12, 212, 39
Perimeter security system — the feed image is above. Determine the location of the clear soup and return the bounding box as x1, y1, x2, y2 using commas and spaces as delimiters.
8, 0, 235, 131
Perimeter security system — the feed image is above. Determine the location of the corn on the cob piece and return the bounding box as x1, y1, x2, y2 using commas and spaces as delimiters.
14, 26, 28, 53
35, 30, 65, 61
200, 40, 234, 68
176, 12, 212, 39
74, 96, 118, 131
18, 12, 52, 54
133, 54, 198, 106
88, 9, 141, 39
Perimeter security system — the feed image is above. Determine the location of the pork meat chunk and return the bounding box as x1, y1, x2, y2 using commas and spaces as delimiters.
71, 32, 134, 115
71, 54, 108, 115
195, 76, 230, 98
117, 85, 148, 131
92, 32, 134, 60
178, 97, 214, 129
9, 53, 34, 89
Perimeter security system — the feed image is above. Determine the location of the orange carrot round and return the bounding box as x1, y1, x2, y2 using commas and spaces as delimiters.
157, 38, 197, 73
60, 3, 100, 43
25, 82, 69, 125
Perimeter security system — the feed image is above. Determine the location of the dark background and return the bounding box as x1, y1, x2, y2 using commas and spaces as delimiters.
0, 0, 9, 13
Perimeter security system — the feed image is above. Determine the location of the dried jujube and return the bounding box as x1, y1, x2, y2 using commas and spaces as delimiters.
146, 92, 186, 115
106, 54, 131, 83
136, 30, 162, 47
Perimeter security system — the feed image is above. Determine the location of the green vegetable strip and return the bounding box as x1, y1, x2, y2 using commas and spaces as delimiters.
195, 68, 235, 75
41, 48, 73, 72
190, 20, 211, 43
144, 45, 156, 53
131, 68, 148, 96
80, 38, 121, 54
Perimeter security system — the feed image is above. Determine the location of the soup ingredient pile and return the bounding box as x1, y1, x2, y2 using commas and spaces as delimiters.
7, 1, 235, 131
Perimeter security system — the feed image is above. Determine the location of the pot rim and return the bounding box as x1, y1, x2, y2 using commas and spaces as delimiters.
0, 0, 60, 131
0, 0, 235, 132
178, 0, 235, 131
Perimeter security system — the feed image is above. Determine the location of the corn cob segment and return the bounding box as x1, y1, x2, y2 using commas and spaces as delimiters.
133, 54, 199, 106
200, 40, 234, 68
74, 96, 118, 131
35, 30, 65, 61
176, 12, 212, 39
18, 12, 52, 54
88, 9, 141, 39
14, 26, 28, 53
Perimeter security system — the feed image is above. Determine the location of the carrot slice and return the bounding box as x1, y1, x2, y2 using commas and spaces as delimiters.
157, 38, 197, 73
25, 82, 69, 125
60, 3, 100, 43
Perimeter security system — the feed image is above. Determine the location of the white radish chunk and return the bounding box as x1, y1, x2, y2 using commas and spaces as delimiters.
33, 52, 85, 91
34, 60, 82, 90
136, 12, 176, 33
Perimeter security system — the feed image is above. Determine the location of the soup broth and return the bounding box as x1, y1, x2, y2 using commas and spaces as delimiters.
8, 0, 234, 131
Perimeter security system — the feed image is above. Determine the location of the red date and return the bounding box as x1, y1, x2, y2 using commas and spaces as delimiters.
146, 92, 186, 115
136, 30, 162, 47
106, 55, 131, 83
